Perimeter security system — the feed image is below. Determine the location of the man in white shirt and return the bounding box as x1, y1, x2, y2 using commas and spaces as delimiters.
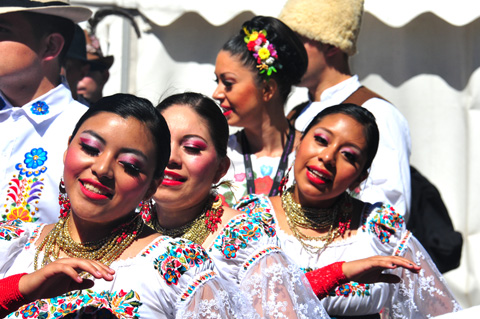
0, 0, 92, 223
279, 0, 412, 221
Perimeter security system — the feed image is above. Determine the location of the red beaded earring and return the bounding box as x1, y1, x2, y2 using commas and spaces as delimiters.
58, 177, 70, 218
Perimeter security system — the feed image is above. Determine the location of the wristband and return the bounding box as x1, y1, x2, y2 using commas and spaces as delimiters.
305, 261, 349, 299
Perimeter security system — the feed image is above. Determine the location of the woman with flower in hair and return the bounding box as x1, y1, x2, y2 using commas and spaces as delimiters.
213, 15, 306, 206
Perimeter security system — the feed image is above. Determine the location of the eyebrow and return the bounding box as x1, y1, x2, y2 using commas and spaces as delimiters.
81, 130, 149, 161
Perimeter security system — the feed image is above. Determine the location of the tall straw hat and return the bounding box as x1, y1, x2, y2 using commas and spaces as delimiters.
279, 0, 364, 56
0, 0, 92, 23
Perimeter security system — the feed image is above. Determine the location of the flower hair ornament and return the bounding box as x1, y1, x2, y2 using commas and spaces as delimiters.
243, 27, 282, 79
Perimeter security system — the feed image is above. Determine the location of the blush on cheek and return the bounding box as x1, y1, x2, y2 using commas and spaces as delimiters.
63, 147, 84, 174
190, 155, 217, 178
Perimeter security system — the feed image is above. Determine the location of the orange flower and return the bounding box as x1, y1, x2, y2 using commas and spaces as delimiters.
7, 207, 32, 222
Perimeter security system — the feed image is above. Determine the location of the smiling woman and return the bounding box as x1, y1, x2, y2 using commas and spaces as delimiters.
235, 103, 461, 318
0, 93, 252, 318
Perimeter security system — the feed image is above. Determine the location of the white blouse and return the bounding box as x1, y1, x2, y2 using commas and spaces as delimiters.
233, 194, 461, 318
0, 220, 252, 319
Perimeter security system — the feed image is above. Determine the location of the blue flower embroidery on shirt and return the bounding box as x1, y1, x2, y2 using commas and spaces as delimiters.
260, 165, 273, 177
24, 148, 48, 169
30, 101, 49, 115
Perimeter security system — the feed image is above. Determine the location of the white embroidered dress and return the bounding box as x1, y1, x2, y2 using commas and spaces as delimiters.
233, 194, 461, 318
207, 212, 330, 318
0, 220, 252, 319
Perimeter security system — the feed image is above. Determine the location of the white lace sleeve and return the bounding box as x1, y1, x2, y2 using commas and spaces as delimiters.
383, 231, 462, 318
176, 271, 258, 319
239, 247, 330, 319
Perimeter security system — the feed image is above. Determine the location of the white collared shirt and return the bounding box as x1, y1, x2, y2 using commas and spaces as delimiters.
294, 75, 412, 220
0, 83, 88, 224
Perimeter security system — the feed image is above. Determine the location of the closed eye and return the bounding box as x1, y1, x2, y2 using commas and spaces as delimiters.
314, 135, 328, 145
342, 151, 357, 163
120, 161, 141, 176
80, 142, 99, 156
184, 146, 202, 155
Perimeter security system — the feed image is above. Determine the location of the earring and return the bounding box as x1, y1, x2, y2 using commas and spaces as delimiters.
138, 199, 154, 223
58, 177, 70, 218
278, 162, 294, 195
347, 184, 362, 199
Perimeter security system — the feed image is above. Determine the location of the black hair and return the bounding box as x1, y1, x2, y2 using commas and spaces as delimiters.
70, 93, 171, 179
156, 92, 229, 159
303, 103, 380, 173
222, 16, 308, 102
22, 12, 75, 64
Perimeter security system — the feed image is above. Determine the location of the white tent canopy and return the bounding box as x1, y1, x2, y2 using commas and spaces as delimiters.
72, 0, 480, 308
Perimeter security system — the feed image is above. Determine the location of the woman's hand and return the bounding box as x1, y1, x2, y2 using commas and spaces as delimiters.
342, 256, 421, 284
19, 258, 115, 301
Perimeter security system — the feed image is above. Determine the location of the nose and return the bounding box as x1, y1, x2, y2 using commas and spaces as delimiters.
319, 147, 336, 167
91, 152, 114, 180
166, 145, 181, 169
212, 83, 224, 101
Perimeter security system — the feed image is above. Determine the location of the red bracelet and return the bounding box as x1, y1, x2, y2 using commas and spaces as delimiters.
0, 273, 27, 317
305, 261, 349, 299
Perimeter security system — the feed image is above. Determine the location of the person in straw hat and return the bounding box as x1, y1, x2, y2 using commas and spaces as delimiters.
280, 0, 412, 222
0, 0, 92, 224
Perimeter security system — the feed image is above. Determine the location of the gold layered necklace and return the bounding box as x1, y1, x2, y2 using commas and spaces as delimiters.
282, 186, 353, 255
34, 212, 144, 272
149, 194, 224, 245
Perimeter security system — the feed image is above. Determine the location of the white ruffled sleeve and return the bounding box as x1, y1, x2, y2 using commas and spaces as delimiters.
383, 231, 462, 318
240, 247, 330, 319
178, 274, 257, 319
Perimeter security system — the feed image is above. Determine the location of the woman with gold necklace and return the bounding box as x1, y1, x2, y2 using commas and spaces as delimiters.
0, 94, 251, 319
148, 92, 425, 318
234, 103, 461, 318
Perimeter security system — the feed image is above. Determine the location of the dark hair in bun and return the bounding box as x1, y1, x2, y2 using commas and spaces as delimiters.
222, 15, 308, 102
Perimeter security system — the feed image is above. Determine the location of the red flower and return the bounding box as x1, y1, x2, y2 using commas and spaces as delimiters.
125, 307, 134, 316
254, 176, 273, 194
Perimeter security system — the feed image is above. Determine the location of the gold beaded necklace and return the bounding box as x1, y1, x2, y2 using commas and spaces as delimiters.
282, 186, 353, 255
149, 194, 224, 245
34, 212, 143, 272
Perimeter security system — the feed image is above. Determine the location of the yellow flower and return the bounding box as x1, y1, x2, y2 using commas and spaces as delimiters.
258, 47, 270, 60
249, 31, 259, 42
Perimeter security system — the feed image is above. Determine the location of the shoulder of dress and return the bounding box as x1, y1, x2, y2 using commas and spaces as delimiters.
148, 237, 213, 286
212, 210, 277, 260
360, 202, 406, 244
